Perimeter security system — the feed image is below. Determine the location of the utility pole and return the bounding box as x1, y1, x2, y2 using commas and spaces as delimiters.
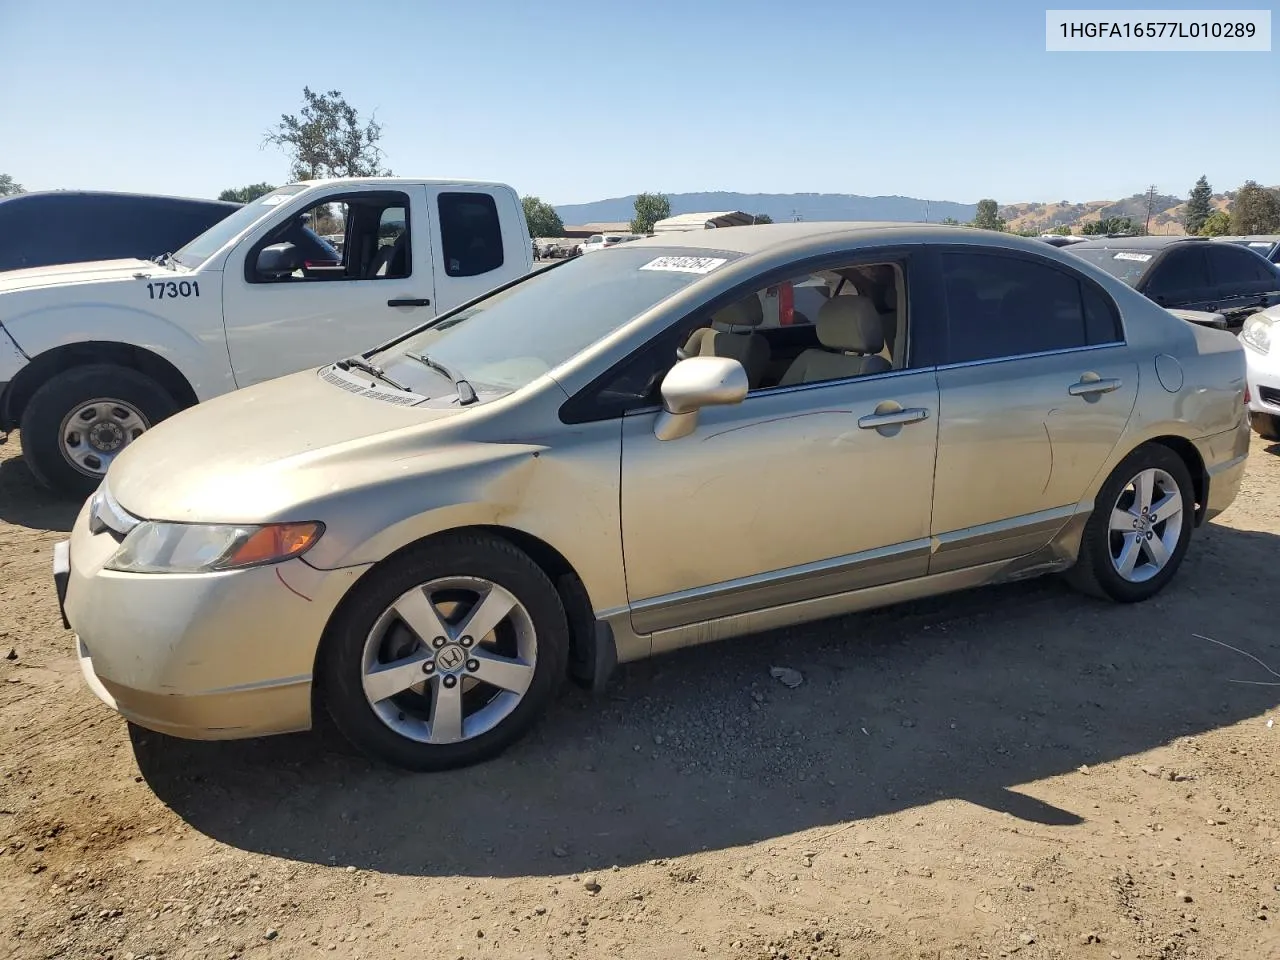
1144, 184, 1158, 235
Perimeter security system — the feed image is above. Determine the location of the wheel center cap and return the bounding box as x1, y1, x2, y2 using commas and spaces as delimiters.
88, 421, 125, 452
435, 644, 466, 673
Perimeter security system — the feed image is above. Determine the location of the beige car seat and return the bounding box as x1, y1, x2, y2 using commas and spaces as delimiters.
681, 296, 772, 388
779, 297, 891, 386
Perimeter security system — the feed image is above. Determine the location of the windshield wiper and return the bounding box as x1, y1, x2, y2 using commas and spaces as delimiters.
151, 252, 181, 270
406, 352, 478, 406
335, 355, 412, 392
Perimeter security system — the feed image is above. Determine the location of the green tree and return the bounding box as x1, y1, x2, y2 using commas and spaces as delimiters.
0, 173, 23, 197
939, 216, 960, 225
1184, 175, 1213, 235
751, 213, 774, 224
1229, 180, 1280, 234
630, 192, 671, 234
264, 87, 391, 181
1199, 210, 1232, 237
521, 195, 564, 237
1083, 216, 1136, 236
970, 199, 1005, 231
218, 182, 277, 204
1050, 224, 1072, 235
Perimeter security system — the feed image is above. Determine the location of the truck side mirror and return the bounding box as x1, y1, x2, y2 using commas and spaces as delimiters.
255, 242, 300, 280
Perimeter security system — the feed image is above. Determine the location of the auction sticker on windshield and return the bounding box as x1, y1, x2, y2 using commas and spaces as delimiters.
640, 256, 728, 274
1114, 252, 1153, 262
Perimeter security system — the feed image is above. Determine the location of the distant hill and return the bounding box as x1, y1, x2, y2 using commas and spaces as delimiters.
554, 192, 978, 226
557, 187, 1273, 235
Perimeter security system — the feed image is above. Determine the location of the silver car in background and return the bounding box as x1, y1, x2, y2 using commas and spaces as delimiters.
56, 223, 1250, 771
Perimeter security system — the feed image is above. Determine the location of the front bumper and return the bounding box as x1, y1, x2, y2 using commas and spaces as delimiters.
1242, 341, 1280, 440
59, 498, 369, 741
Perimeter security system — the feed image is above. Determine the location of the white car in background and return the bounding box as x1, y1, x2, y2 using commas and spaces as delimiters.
1240, 305, 1280, 441
581, 233, 641, 254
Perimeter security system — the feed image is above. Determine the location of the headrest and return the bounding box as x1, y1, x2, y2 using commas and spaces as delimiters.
712, 296, 763, 329
817, 296, 884, 354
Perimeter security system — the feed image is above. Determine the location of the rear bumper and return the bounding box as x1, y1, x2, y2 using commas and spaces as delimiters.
1194, 420, 1250, 523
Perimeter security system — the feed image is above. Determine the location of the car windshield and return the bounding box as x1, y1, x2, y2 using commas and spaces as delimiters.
375, 247, 740, 392
1065, 247, 1153, 286
173, 184, 310, 267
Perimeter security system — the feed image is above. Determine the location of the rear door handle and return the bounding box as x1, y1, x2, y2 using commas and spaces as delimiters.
857, 407, 930, 429
387, 297, 431, 307
1068, 377, 1122, 397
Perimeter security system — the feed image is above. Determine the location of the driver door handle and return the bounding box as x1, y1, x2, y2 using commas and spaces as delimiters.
857, 407, 930, 429
1068, 377, 1122, 397
387, 297, 431, 307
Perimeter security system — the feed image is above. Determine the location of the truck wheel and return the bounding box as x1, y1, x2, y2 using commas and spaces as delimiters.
20, 364, 180, 499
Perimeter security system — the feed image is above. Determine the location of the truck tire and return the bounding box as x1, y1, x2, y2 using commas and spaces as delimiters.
20, 364, 180, 499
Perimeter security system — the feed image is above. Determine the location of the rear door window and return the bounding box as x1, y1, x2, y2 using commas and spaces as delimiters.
940, 250, 1116, 364
1205, 244, 1278, 291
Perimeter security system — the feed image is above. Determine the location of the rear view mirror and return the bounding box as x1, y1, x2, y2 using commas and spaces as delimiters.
654, 355, 749, 441
255, 242, 300, 280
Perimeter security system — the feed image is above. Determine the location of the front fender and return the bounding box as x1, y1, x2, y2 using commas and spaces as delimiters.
300, 420, 628, 617
3, 303, 234, 401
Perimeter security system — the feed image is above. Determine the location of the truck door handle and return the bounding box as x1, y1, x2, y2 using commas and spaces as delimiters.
387, 298, 431, 307
1068, 377, 1122, 397
857, 407, 930, 429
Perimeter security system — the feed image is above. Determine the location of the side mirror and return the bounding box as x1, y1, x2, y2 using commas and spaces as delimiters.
255, 242, 300, 280
654, 355, 748, 441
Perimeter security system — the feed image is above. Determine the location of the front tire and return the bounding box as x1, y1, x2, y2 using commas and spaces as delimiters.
318, 533, 569, 771
20, 364, 179, 499
1067, 443, 1195, 603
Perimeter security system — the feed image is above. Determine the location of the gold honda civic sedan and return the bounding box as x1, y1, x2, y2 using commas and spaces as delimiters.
54, 223, 1250, 770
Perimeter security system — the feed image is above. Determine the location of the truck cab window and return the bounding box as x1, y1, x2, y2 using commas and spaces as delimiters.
438, 192, 504, 278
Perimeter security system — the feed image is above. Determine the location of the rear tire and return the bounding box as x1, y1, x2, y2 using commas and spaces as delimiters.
318, 533, 569, 771
1067, 443, 1195, 603
20, 364, 179, 500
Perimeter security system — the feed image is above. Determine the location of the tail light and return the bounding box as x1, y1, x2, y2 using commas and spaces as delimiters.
1244, 384, 1251, 404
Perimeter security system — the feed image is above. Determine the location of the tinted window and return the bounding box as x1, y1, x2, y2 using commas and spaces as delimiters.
1144, 247, 1210, 299
438, 192, 504, 277
1206, 244, 1276, 285
941, 251, 1105, 363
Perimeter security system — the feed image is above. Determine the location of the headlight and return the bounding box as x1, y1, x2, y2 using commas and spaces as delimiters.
1240, 314, 1273, 355
104, 521, 324, 574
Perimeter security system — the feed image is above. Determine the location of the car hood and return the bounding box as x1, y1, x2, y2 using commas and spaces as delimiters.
105, 367, 493, 523
0, 258, 183, 294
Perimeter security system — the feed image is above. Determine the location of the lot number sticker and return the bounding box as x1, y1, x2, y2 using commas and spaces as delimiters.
1113, 252, 1153, 262
639, 256, 728, 275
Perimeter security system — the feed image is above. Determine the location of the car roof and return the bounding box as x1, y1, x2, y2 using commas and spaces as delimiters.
0, 189, 240, 208
624, 220, 1074, 256
1066, 235, 1209, 250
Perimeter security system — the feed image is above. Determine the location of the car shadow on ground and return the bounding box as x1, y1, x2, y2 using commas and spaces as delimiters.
0, 450, 80, 531
132, 521, 1280, 880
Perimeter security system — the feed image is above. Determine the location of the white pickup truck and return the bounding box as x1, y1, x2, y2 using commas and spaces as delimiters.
0, 177, 534, 496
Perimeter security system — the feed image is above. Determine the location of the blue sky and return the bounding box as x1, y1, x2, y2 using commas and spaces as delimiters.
1, 0, 1275, 206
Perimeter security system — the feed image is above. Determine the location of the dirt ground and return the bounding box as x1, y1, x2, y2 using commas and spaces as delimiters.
1, 432, 1278, 960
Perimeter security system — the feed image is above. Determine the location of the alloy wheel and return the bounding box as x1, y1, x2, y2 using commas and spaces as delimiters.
360, 577, 537, 745
1108, 467, 1184, 583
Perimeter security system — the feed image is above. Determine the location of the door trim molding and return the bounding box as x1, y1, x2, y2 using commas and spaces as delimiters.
629, 538, 931, 635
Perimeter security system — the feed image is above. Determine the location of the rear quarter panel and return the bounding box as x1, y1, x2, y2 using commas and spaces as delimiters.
1106, 289, 1248, 474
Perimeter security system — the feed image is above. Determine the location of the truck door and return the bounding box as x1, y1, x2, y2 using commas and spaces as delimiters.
220, 185, 436, 388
